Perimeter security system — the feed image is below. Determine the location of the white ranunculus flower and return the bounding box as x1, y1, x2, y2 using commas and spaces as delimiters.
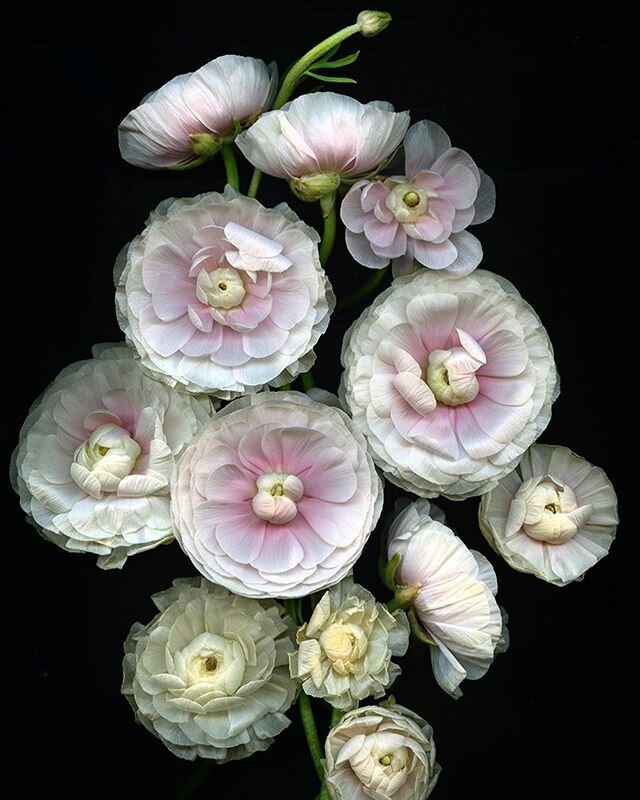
115, 187, 334, 398
122, 578, 297, 761
389, 499, 509, 698
289, 578, 409, 709
324, 702, 440, 800
479, 444, 618, 586
11, 344, 212, 568
341, 269, 559, 499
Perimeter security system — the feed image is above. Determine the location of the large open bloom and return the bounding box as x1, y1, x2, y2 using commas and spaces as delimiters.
116, 187, 334, 398
122, 578, 296, 761
479, 444, 618, 586
171, 391, 383, 598
11, 344, 212, 568
236, 93, 410, 201
389, 499, 508, 698
119, 55, 277, 169
341, 269, 559, 499
289, 578, 409, 709
341, 119, 495, 274
324, 702, 440, 800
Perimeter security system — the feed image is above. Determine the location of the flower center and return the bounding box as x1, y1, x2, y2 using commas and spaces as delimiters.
252, 472, 304, 524
71, 423, 141, 495
319, 622, 367, 674
203, 655, 219, 672
513, 477, 593, 545
386, 182, 430, 222
424, 329, 486, 406
196, 265, 246, 309
379, 754, 393, 766
403, 190, 421, 208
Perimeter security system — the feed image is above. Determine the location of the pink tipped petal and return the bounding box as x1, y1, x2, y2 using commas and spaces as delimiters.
345, 229, 390, 269
472, 169, 497, 225
444, 232, 483, 276
404, 120, 452, 176
340, 184, 370, 233
437, 164, 479, 209
412, 238, 458, 269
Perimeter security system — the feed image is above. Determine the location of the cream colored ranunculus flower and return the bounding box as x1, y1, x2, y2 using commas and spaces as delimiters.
289, 579, 409, 709
122, 578, 297, 761
324, 702, 440, 800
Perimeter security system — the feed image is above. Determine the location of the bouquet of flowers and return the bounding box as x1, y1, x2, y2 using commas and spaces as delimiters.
11, 10, 618, 799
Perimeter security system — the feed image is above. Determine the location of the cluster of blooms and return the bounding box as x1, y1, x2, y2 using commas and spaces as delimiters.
11, 10, 618, 799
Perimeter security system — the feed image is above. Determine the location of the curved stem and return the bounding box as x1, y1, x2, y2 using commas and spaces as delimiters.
319, 203, 337, 266
298, 692, 325, 782
221, 144, 240, 191
330, 707, 345, 728
337, 265, 390, 312
301, 371, 315, 391
247, 167, 262, 198
273, 22, 361, 109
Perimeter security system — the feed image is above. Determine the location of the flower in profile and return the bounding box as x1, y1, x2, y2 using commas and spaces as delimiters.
324, 701, 440, 800
341, 120, 495, 273
115, 187, 334, 398
289, 578, 409, 709
11, 344, 212, 568
388, 499, 508, 698
122, 578, 297, 761
341, 269, 559, 499
171, 391, 383, 599
236, 92, 410, 201
479, 444, 618, 586
118, 55, 277, 169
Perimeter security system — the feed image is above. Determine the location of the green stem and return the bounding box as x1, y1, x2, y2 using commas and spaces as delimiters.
301, 371, 315, 391
337, 265, 390, 312
386, 597, 401, 613
298, 692, 325, 782
247, 167, 262, 198
330, 707, 345, 728
319, 203, 337, 266
273, 22, 361, 109
221, 144, 240, 191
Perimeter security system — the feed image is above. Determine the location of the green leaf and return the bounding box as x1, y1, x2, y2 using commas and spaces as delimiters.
314, 50, 360, 70
304, 70, 357, 84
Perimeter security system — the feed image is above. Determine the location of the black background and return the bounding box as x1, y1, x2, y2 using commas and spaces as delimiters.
5, 2, 629, 798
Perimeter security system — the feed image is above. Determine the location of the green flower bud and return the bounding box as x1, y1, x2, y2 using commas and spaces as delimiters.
290, 171, 342, 202
189, 133, 222, 158
357, 10, 392, 37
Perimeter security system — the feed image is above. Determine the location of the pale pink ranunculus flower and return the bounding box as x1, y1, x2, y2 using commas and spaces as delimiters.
340, 269, 559, 500
11, 344, 212, 568
171, 391, 383, 599
324, 702, 441, 800
388, 499, 508, 698
340, 120, 495, 274
118, 55, 278, 169
236, 92, 410, 200
115, 187, 334, 398
479, 444, 618, 586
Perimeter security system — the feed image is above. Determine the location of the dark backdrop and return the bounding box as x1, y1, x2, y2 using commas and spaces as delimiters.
5, 3, 629, 798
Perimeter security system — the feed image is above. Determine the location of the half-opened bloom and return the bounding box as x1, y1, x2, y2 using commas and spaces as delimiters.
236, 93, 410, 201
289, 578, 409, 709
171, 391, 383, 598
116, 187, 334, 397
341, 120, 495, 274
341, 269, 559, 499
122, 578, 296, 761
479, 444, 618, 586
119, 55, 277, 169
389, 499, 508, 698
324, 702, 440, 800
11, 344, 212, 568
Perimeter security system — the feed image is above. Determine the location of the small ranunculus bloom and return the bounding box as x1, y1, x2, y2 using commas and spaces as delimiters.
171, 391, 383, 598
341, 119, 495, 274
115, 187, 334, 398
289, 578, 409, 709
118, 55, 277, 169
388, 499, 508, 698
341, 269, 559, 499
236, 92, 410, 201
324, 702, 440, 800
122, 578, 297, 761
479, 444, 618, 586
11, 344, 211, 568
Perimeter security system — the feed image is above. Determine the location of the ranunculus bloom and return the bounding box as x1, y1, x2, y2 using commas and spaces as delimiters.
341, 119, 495, 274
122, 578, 296, 761
115, 188, 334, 398
236, 93, 410, 201
389, 499, 508, 698
11, 344, 211, 568
324, 702, 440, 800
341, 269, 559, 499
479, 444, 618, 586
171, 391, 383, 598
118, 55, 277, 169
289, 578, 409, 709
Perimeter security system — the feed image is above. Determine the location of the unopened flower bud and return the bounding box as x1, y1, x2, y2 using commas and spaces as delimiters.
357, 10, 392, 37
290, 171, 342, 202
